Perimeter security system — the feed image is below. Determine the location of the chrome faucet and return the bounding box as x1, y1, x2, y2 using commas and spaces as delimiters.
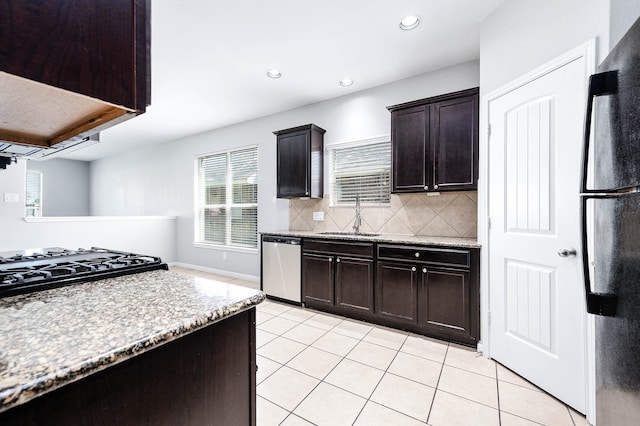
352, 194, 361, 234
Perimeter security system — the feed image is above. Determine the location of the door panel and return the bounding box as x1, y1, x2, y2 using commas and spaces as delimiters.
488, 56, 587, 411
505, 98, 552, 233
432, 95, 478, 190
302, 253, 333, 306
335, 257, 374, 315
392, 105, 428, 192
419, 267, 469, 334
505, 260, 555, 351
277, 131, 309, 197
375, 261, 418, 323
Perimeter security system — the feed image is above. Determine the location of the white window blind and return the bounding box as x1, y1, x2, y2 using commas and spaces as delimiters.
330, 140, 391, 205
196, 146, 258, 249
25, 170, 42, 217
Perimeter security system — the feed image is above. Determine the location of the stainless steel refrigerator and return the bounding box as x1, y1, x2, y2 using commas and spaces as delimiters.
581, 16, 640, 426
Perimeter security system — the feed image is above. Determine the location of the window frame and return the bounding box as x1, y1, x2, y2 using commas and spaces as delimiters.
327, 135, 391, 208
194, 145, 258, 251
25, 170, 43, 218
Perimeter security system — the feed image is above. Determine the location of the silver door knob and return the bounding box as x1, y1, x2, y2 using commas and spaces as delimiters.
557, 248, 577, 258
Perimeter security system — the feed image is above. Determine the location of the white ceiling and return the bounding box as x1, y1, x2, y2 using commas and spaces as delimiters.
64, 0, 505, 161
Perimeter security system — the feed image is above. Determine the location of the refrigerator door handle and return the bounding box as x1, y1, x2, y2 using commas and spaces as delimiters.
580, 194, 618, 316
579, 70, 619, 316
580, 70, 618, 194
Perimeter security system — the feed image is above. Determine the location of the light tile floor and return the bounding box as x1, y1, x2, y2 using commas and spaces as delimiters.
170, 266, 589, 426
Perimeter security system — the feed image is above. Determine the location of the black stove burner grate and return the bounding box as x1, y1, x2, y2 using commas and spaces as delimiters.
0, 247, 169, 298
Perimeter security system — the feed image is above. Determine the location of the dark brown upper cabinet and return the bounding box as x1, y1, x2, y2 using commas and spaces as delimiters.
388, 88, 479, 193
0, 0, 150, 149
274, 124, 325, 198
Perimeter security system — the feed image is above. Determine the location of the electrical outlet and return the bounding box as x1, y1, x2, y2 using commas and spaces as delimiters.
313, 211, 324, 221
4, 193, 19, 203
222, 252, 227, 260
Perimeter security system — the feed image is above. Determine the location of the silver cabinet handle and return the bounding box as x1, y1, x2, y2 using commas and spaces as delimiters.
557, 248, 577, 258
424, 185, 429, 190
336, 258, 341, 263
411, 267, 416, 272
328, 257, 332, 262
414, 252, 420, 258
434, 184, 439, 189
422, 267, 427, 273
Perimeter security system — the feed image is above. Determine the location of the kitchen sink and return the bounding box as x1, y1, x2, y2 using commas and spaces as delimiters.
319, 232, 380, 237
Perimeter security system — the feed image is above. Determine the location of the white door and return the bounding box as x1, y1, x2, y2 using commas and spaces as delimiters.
488, 55, 587, 412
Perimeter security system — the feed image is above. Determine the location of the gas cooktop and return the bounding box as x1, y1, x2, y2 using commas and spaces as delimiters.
0, 247, 169, 298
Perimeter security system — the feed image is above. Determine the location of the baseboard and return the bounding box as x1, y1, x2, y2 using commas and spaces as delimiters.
169, 262, 259, 283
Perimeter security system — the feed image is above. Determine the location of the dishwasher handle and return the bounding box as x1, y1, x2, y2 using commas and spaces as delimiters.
262, 236, 301, 245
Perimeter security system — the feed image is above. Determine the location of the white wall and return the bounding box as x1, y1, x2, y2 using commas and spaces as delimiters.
0, 160, 176, 261
610, 0, 640, 46
480, 0, 611, 95
27, 158, 91, 216
90, 60, 480, 277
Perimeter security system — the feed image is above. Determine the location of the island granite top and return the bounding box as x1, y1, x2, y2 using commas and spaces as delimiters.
260, 231, 481, 248
0, 270, 265, 413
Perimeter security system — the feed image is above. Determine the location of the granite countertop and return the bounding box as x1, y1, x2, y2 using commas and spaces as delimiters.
261, 230, 481, 248
0, 270, 265, 413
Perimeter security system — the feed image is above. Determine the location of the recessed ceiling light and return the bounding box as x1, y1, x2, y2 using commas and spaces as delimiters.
267, 69, 282, 79
399, 15, 421, 30
339, 78, 354, 87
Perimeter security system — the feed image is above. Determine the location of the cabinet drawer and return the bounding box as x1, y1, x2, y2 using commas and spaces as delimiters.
303, 239, 374, 258
377, 244, 470, 268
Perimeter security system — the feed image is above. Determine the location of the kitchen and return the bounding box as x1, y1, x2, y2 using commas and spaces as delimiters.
1, 0, 639, 425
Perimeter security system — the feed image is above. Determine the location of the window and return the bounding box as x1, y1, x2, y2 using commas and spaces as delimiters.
196, 146, 258, 249
25, 170, 42, 217
329, 138, 391, 206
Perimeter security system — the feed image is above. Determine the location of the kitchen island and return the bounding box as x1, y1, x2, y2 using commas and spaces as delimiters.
0, 269, 265, 425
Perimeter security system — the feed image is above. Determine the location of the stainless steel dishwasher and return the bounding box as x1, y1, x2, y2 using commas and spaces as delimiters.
261, 235, 301, 303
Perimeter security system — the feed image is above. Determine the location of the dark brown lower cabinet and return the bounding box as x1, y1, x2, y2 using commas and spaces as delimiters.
376, 244, 480, 346
335, 257, 374, 316
419, 266, 472, 342
302, 253, 334, 307
0, 309, 257, 426
375, 261, 418, 324
301, 239, 479, 347
302, 239, 374, 318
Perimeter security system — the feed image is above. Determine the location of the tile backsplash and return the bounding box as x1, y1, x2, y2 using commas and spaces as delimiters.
289, 191, 477, 238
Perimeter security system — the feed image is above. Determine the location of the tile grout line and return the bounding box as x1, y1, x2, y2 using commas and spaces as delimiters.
495, 361, 502, 426
425, 343, 449, 425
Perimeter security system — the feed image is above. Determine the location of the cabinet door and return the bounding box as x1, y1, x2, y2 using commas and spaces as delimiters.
375, 261, 418, 324
430, 94, 478, 191
277, 131, 310, 197
419, 266, 470, 337
391, 105, 429, 192
335, 256, 374, 316
302, 253, 334, 306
